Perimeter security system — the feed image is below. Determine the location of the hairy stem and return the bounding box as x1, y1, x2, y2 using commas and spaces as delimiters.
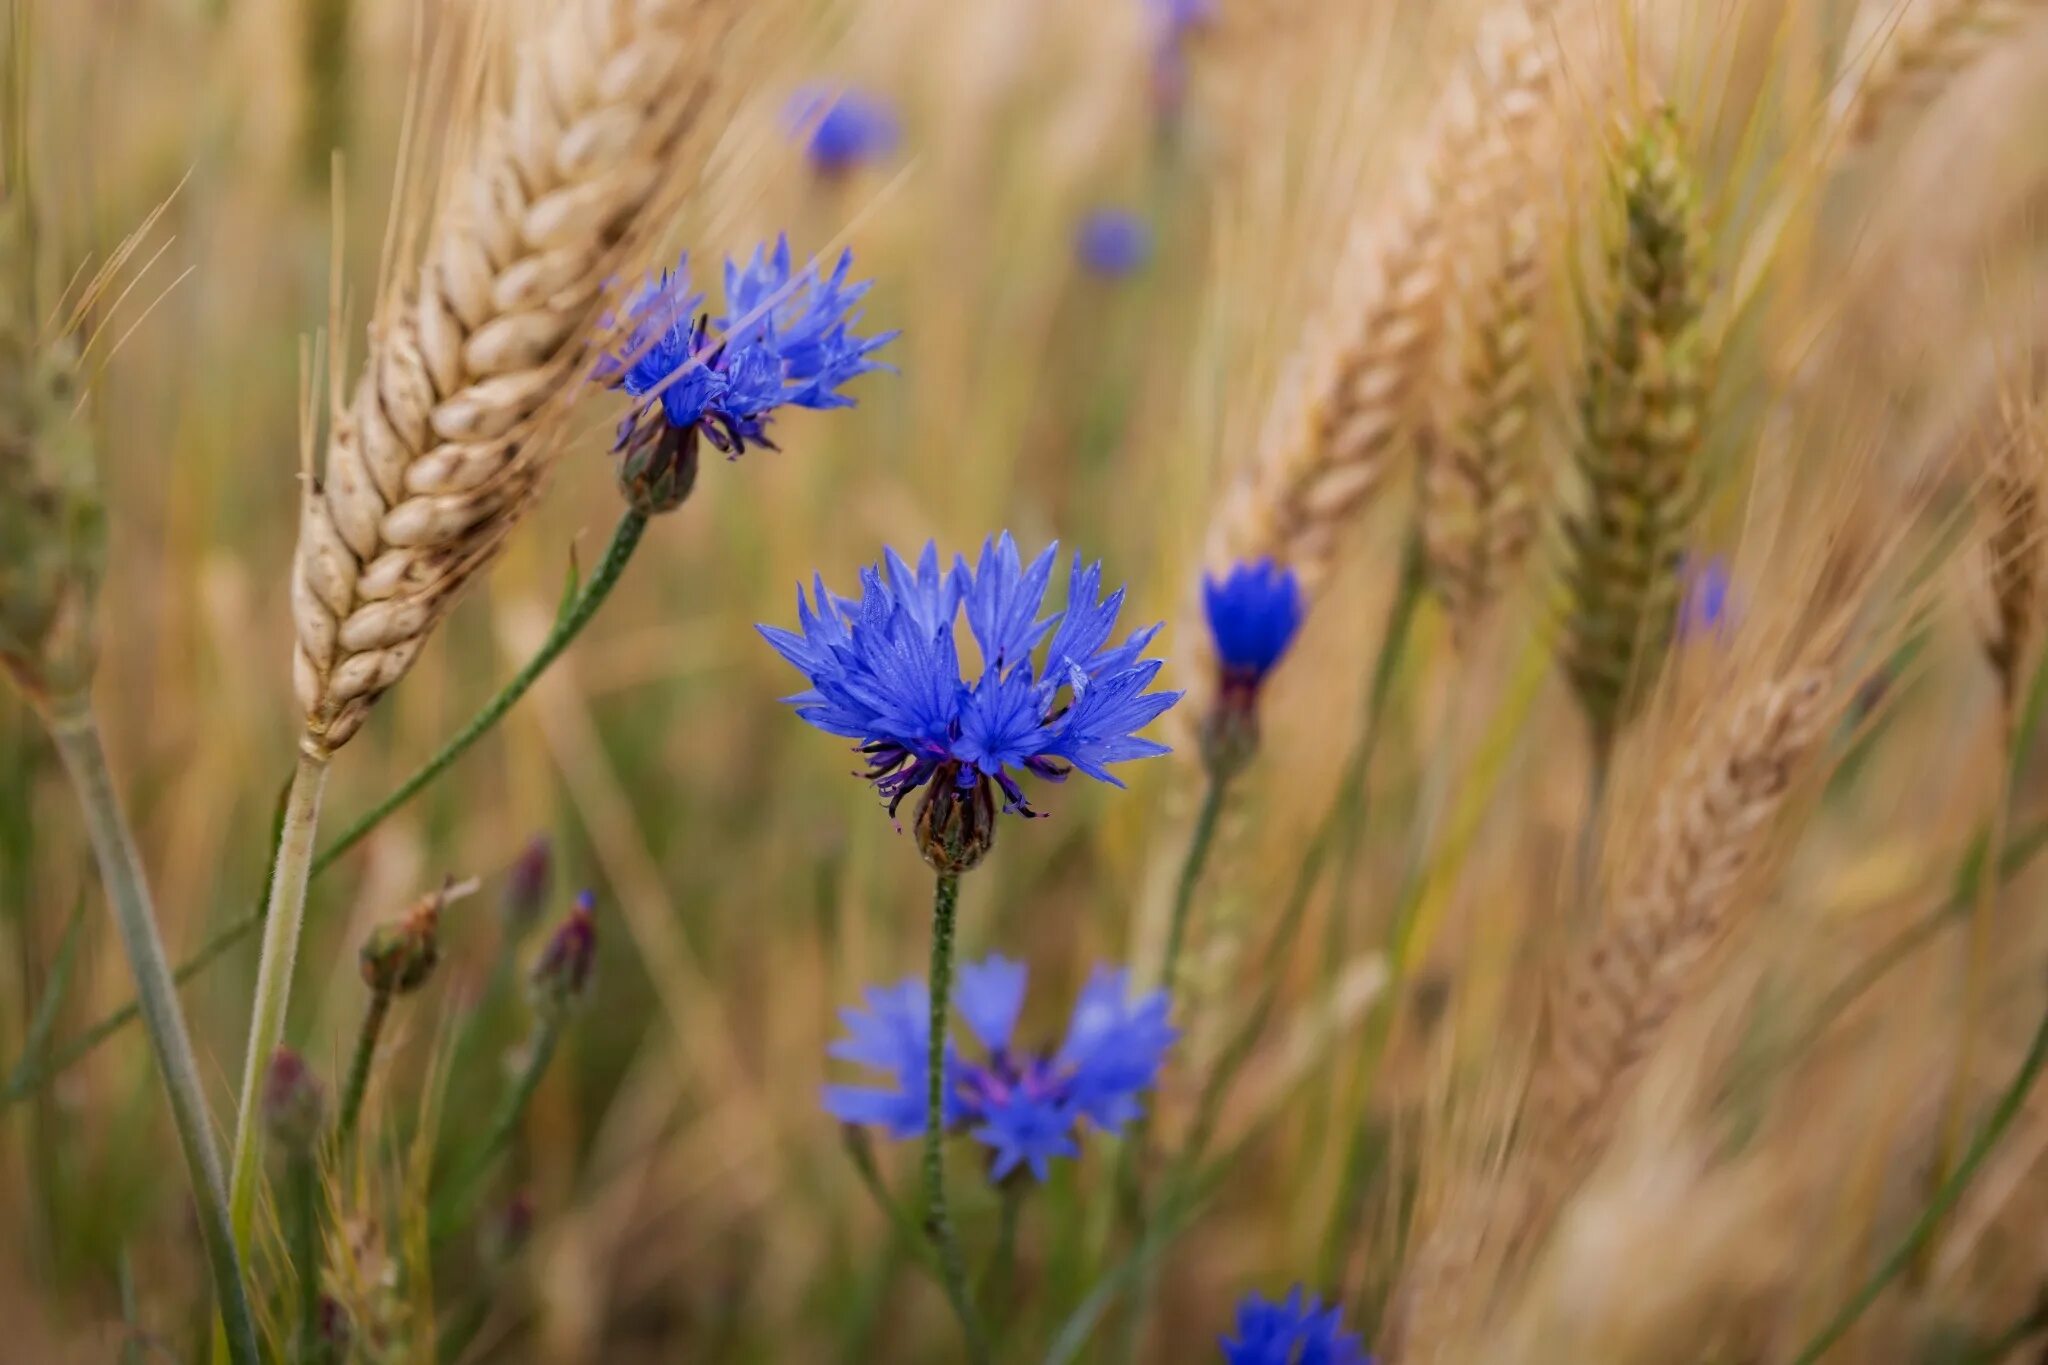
317, 508, 648, 868
3, 509, 650, 1106
44, 704, 260, 1365
336, 988, 391, 1146
226, 746, 329, 1260
1791, 997, 2048, 1365
925, 871, 989, 1363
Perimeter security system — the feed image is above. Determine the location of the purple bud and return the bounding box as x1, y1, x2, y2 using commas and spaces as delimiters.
359, 887, 445, 996
262, 1047, 326, 1152
503, 835, 553, 932
530, 891, 598, 1012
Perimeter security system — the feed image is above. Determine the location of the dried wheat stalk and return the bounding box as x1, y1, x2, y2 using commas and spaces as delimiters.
1207, 1, 1560, 592
1845, 0, 2048, 149
1391, 669, 1832, 1361
1420, 201, 1541, 633
291, 0, 735, 753
1562, 111, 1710, 757
1980, 404, 2045, 707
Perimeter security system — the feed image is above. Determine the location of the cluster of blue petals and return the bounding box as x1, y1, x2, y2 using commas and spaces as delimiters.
1203, 559, 1304, 685
760, 533, 1182, 817
788, 85, 900, 174
1076, 208, 1153, 278
602, 237, 895, 457
823, 955, 1176, 1180
1221, 1288, 1372, 1365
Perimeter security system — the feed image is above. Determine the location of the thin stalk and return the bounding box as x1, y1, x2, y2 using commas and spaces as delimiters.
43, 704, 260, 1365
985, 1179, 1026, 1312
842, 1124, 938, 1273
226, 746, 329, 1255
316, 507, 647, 868
924, 871, 990, 1363
1925, 707, 2017, 1278
1960, 1293, 2048, 1364
4, 508, 649, 1106
335, 988, 391, 1145
287, 1147, 322, 1364
429, 1011, 564, 1246
1790, 997, 2048, 1365
1158, 775, 1229, 995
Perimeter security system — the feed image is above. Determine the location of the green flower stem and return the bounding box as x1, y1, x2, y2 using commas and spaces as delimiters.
984, 1178, 1026, 1312
1790, 997, 2048, 1365
286, 1145, 323, 1364
429, 1010, 564, 1247
43, 703, 261, 1365
1159, 774, 1229, 996
226, 745, 329, 1259
315, 507, 648, 870
335, 987, 391, 1145
2, 507, 651, 1107
925, 871, 989, 1364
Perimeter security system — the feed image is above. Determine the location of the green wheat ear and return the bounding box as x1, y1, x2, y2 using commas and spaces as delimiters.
1562, 108, 1711, 759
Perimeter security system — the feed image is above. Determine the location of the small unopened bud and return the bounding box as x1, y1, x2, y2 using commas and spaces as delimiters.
914, 775, 997, 875
359, 884, 450, 996
479, 1190, 536, 1268
316, 1295, 352, 1351
616, 419, 701, 516
530, 891, 598, 1012
1198, 674, 1261, 781
262, 1047, 326, 1153
502, 835, 552, 932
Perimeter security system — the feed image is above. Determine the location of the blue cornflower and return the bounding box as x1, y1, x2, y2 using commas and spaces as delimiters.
788, 86, 900, 175
760, 533, 1181, 869
824, 955, 1176, 1181
1221, 1288, 1371, 1365
1205, 559, 1303, 685
1076, 208, 1153, 278
601, 237, 896, 512
1676, 551, 1733, 641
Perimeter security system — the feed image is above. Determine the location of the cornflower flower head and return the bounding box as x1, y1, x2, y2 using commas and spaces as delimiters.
1676, 551, 1733, 642
788, 85, 900, 176
823, 955, 1176, 1181
600, 237, 896, 514
1076, 208, 1153, 279
1200, 558, 1304, 776
760, 533, 1182, 871
1221, 1287, 1371, 1365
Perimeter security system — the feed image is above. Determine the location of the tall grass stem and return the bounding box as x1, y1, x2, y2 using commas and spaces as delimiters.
44, 703, 261, 1365
430, 1011, 564, 1246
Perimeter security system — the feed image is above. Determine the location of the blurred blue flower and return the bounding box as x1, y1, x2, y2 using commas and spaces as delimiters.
1221, 1287, 1371, 1365
603, 237, 896, 461
759, 533, 1182, 823
1204, 559, 1303, 687
788, 86, 900, 175
1076, 208, 1153, 278
823, 955, 1176, 1180
1677, 551, 1732, 641
1147, 0, 1218, 40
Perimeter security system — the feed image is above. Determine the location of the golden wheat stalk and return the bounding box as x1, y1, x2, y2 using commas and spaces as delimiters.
1561, 110, 1710, 760
1207, 2, 1559, 592
1391, 669, 1832, 1361
291, 0, 735, 755
1421, 201, 1541, 633
1845, 0, 2048, 149
1979, 401, 2046, 707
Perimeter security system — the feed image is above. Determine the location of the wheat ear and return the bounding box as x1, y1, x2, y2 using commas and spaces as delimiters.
1421, 202, 1542, 633
1208, 2, 1559, 592
1561, 110, 1710, 760
1845, 0, 2048, 149
1980, 402, 2046, 708
291, 0, 734, 755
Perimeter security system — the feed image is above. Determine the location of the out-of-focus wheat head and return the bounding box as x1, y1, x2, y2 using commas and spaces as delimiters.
1978, 392, 2046, 707
1562, 108, 1709, 756
1206, 1, 1560, 594
1846, 0, 2048, 149
1420, 201, 1542, 635
292, 0, 740, 753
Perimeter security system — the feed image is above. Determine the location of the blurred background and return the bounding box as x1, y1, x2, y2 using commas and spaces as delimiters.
11, 0, 2048, 1360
